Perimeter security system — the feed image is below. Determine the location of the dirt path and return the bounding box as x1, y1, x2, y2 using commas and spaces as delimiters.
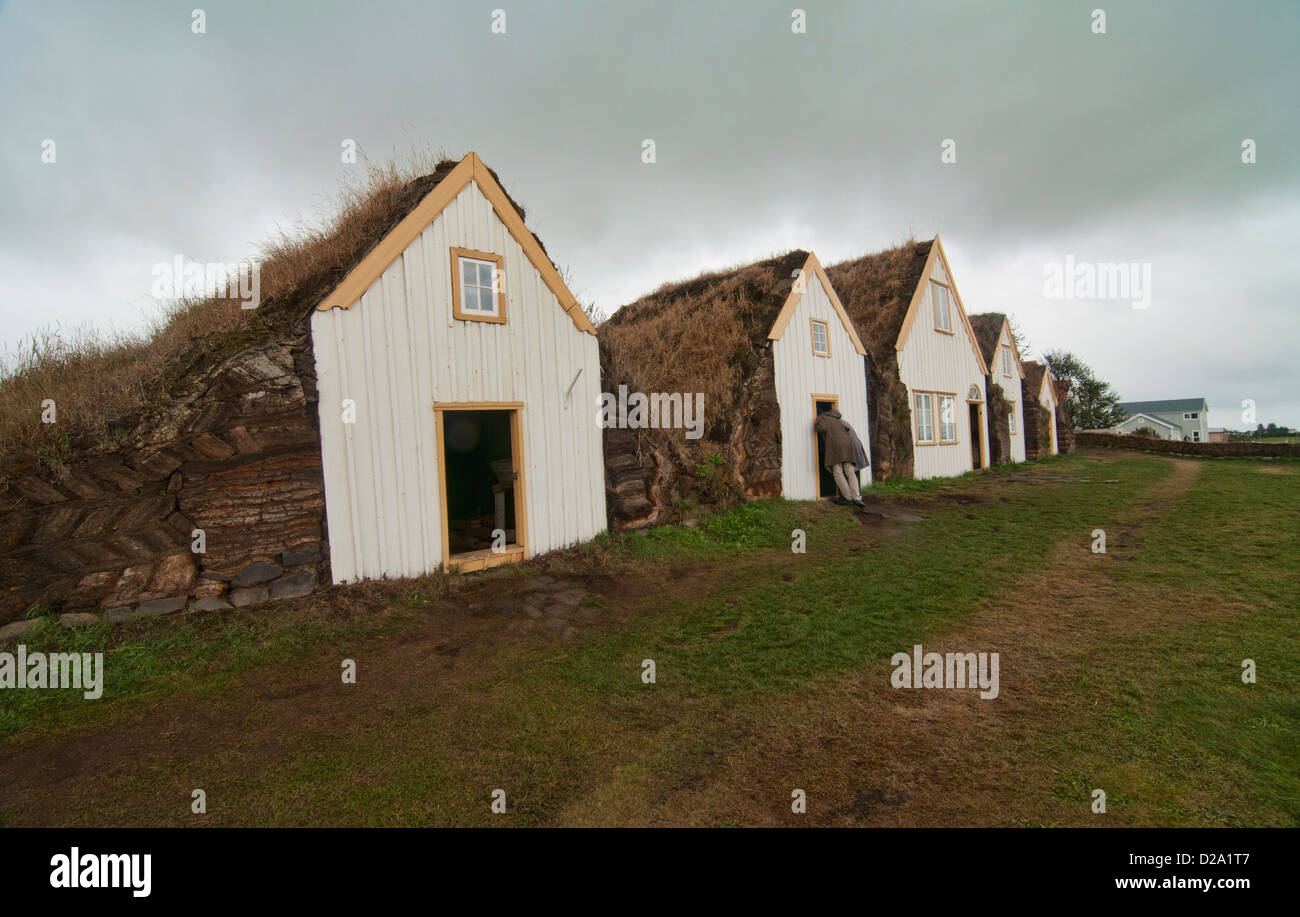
560, 457, 1224, 826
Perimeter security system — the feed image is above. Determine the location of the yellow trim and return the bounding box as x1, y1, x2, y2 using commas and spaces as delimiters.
811, 394, 840, 499
434, 400, 525, 411
768, 252, 867, 356
809, 317, 831, 357
894, 236, 990, 376
317, 152, 595, 335
1040, 368, 1058, 409
447, 546, 526, 573
433, 401, 528, 572
969, 402, 987, 470
450, 247, 507, 324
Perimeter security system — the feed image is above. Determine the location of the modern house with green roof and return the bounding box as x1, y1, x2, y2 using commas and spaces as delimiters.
1113, 398, 1209, 442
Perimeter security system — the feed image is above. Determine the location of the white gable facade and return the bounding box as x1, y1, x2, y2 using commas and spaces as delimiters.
896, 240, 991, 479
990, 320, 1027, 463
769, 256, 872, 500
1114, 412, 1181, 440
310, 155, 605, 582
1037, 368, 1060, 455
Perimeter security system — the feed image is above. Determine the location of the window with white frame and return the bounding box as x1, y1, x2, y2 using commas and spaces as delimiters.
811, 319, 829, 356
451, 247, 505, 322
915, 392, 935, 443
1001, 346, 1013, 376
932, 282, 952, 332
1008, 403, 1017, 434
938, 394, 957, 442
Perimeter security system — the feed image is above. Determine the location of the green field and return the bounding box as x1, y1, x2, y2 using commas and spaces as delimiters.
1, 450, 1296, 827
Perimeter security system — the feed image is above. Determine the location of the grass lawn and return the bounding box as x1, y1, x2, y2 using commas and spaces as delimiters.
1, 450, 1295, 827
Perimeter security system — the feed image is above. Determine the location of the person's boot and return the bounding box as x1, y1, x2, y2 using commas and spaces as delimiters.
832, 496, 852, 506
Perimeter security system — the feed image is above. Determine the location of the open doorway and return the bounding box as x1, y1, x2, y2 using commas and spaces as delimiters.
434, 403, 526, 572
813, 395, 841, 499
968, 403, 984, 470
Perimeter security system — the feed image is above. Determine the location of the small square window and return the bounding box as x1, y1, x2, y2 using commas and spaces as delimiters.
451, 247, 506, 323
811, 319, 830, 356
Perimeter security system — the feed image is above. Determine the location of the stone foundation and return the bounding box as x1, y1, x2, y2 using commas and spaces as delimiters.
0, 335, 328, 626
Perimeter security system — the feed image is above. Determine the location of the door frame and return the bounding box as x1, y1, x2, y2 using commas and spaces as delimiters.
811, 393, 840, 499
965, 390, 987, 471
433, 401, 528, 572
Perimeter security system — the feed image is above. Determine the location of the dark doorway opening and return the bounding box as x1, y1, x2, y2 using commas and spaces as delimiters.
969, 403, 983, 470
815, 398, 839, 498
441, 409, 518, 556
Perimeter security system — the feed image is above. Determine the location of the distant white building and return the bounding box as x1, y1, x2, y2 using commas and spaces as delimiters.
1113, 398, 1209, 442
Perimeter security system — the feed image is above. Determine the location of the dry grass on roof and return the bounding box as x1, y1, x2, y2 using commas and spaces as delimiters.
599, 251, 806, 427
0, 152, 464, 470
824, 239, 931, 365
968, 313, 1007, 368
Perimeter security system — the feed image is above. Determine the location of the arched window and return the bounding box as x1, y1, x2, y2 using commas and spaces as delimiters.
968, 384, 981, 402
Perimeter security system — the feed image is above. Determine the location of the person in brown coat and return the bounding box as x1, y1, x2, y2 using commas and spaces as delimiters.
814, 408, 866, 506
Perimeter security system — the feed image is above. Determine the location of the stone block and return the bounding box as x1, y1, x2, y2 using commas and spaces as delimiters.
229, 586, 270, 607
270, 570, 317, 600
231, 562, 283, 589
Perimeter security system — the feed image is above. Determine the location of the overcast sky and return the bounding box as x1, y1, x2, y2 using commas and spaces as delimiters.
2, 0, 1297, 428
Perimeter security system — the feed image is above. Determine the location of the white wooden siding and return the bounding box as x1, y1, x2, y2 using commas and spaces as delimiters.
773, 277, 871, 500
311, 180, 605, 583
1115, 412, 1179, 440
897, 255, 990, 479
994, 324, 1026, 462
1038, 375, 1059, 455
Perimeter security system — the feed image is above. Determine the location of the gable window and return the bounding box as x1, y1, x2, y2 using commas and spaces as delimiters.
938, 394, 957, 443
451, 247, 506, 323
1001, 346, 1013, 376
931, 282, 952, 333
1008, 403, 1017, 435
810, 319, 830, 357
915, 392, 935, 444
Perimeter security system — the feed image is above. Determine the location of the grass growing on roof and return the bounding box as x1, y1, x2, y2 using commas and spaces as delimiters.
0, 149, 458, 467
